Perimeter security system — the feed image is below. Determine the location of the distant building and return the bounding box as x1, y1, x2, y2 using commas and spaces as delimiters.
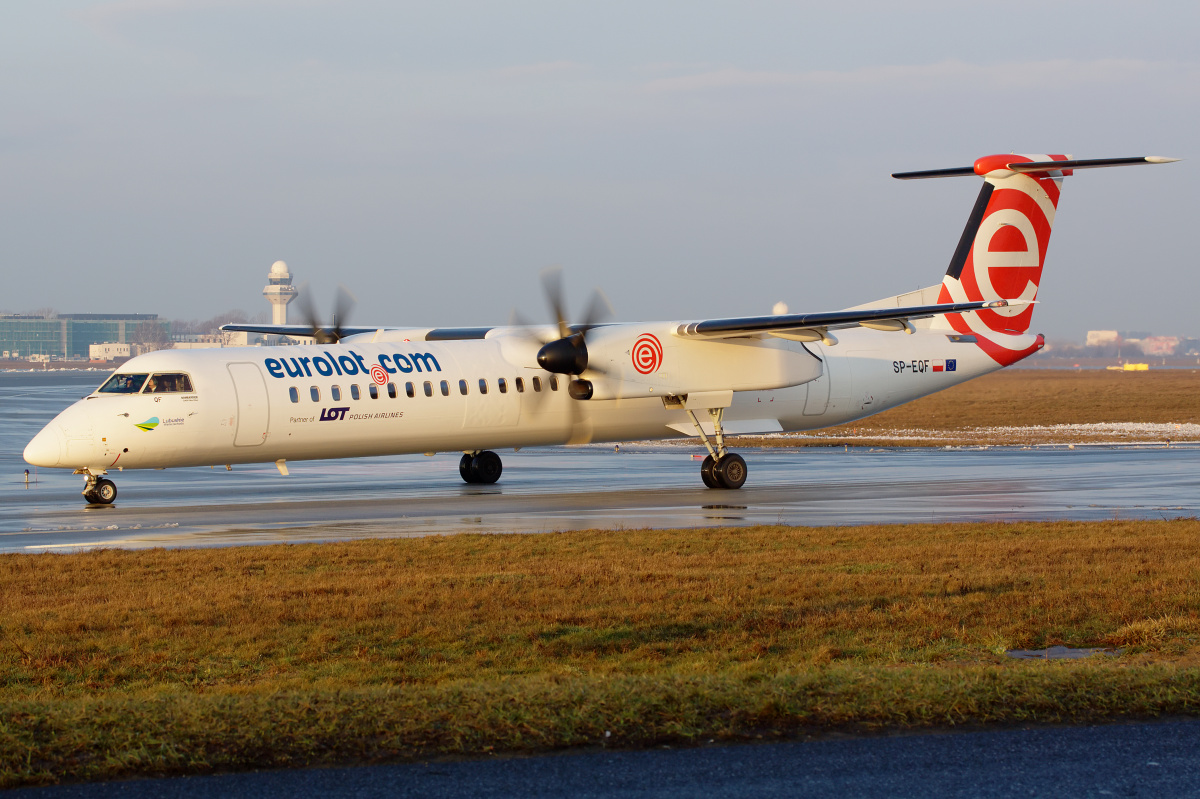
0, 314, 163, 360
1137, 336, 1180, 356
1086, 330, 1119, 346
89, 342, 132, 361
172, 333, 224, 350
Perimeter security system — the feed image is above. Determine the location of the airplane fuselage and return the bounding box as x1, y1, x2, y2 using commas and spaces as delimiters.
25, 323, 1018, 473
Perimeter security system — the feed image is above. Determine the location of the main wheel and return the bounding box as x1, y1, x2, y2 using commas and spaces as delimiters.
92, 478, 118, 504
700, 454, 719, 488
459, 453, 477, 484
470, 451, 503, 484
713, 453, 747, 490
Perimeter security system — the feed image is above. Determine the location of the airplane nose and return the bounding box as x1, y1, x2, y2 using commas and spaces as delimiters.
24, 425, 63, 468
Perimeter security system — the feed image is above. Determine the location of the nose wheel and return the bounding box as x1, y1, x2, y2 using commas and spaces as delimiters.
82, 474, 117, 505
459, 451, 503, 484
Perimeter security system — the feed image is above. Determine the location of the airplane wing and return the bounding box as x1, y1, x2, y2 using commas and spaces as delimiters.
219, 323, 384, 338
219, 323, 499, 341
673, 299, 1016, 342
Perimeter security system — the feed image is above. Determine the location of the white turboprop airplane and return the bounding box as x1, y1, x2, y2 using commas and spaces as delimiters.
24, 153, 1177, 504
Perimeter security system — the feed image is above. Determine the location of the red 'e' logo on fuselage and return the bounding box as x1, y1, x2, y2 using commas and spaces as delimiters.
632, 334, 663, 374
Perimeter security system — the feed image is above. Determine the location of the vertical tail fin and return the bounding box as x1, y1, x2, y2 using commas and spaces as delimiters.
893, 153, 1179, 365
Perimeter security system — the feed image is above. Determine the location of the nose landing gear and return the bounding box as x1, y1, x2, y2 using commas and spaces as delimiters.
459, 451, 503, 484
78, 470, 118, 505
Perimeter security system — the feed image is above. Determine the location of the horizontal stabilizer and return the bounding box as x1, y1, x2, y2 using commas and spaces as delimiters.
890, 166, 977, 180
893, 155, 1178, 179
1009, 156, 1180, 173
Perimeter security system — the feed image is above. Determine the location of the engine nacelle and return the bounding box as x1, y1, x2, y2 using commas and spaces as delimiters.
578, 323, 822, 400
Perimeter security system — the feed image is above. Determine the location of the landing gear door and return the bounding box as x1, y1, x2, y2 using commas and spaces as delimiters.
227, 363, 270, 446
802, 344, 829, 416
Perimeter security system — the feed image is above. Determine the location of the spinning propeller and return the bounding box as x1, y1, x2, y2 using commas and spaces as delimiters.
296, 283, 357, 344
515, 268, 613, 400
513, 268, 613, 444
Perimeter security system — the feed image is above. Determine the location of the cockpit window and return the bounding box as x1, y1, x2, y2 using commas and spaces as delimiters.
98, 374, 148, 394
143, 373, 194, 394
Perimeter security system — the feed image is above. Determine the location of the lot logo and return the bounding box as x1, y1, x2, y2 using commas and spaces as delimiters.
135, 417, 159, 432
632, 333, 663, 375
320, 407, 350, 421
369, 364, 388, 385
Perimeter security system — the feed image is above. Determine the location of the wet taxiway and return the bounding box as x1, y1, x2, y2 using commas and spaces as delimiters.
4, 370, 1198, 553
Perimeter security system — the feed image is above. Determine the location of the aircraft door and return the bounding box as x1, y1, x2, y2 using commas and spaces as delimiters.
227, 363, 270, 446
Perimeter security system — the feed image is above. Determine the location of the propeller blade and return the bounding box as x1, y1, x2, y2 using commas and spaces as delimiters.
509, 308, 557, 347
295, 283, 331, 344
565, 384, 594, 445
541, 266, 571, 340
331, 285, 357, 343
578, 289, 613, 333
583, 361, 612, 377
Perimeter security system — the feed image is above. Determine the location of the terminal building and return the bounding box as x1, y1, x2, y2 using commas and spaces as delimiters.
5, 263, 294, 361
0, 314, 162, 360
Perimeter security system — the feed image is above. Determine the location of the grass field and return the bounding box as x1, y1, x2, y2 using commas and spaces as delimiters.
4, 519, 1200, 787
737, 368, 1200, 447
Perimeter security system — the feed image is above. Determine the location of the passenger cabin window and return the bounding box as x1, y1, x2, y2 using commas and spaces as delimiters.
98, 374, 148, 394
406, 382, 415, 398
532, 376, 542, 392
310, 386, 320, 402
478, 378, 488, 395
369, 384, 379, 399
351, 384, 360, 400
515, 377, 525, 393
289, 387, 299, 403
497, 377, 508, 394
549, 375, 559, 391
143, 373, 194, 394
423, 381, 433, 397
331, 385, 342, 402
387, 382, 397, 399
440, 380, 450, 396
459, 379, 469, 395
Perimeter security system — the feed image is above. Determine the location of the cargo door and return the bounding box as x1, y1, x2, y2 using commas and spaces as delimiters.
228, 363, 270, 446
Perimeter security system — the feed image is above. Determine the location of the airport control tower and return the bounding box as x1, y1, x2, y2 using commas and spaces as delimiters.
263, 260, 298, 325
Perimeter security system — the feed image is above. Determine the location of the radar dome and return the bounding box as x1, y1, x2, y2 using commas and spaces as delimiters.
270, 260, 289, 276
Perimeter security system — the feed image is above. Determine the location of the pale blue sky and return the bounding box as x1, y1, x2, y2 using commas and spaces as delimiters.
2, 1, 1196, 340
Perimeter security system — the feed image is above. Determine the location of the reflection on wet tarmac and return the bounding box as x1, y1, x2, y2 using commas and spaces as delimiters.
4, 443, 1199, 553
3, 370, 1200, 553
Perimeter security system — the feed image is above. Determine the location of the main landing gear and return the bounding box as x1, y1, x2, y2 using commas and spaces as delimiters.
460, 451, 503, 485
688, 407, 748, 490
79, 470, 118, 505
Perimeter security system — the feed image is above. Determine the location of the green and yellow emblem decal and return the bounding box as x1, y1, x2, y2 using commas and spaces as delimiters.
135, 417, 160, 432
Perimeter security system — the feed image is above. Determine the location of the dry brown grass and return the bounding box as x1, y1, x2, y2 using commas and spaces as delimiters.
3, 519, 1200, 785
735, 369, 1200, 447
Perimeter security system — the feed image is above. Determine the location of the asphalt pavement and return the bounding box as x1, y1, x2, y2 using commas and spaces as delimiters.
9, 719, 1200, 798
